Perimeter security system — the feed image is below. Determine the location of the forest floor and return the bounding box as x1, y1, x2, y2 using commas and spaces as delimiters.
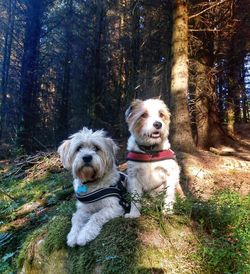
0, 124, 249, 274
179, 125, 250, 199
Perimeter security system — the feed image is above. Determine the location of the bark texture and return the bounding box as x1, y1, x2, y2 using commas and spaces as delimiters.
170, 0, 195, 152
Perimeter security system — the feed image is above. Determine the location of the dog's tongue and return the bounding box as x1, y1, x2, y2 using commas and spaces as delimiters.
80, 174, 95, 183
80, 174, 91, 182
79, 167, 95, 182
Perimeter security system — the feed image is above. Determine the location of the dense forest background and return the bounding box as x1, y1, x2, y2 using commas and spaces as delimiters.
0, 2, 250, 273
0, 0, 249, 154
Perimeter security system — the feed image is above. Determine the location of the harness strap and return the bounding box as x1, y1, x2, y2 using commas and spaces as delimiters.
75, 173, 130, 213
76, 187, 122, 202
126, 149, 176, 162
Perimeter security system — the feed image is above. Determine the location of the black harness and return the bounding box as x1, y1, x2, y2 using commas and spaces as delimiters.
75, 173, 131, 213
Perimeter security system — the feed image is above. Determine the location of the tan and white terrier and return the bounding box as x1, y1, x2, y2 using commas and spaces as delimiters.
125, 98, 180, 218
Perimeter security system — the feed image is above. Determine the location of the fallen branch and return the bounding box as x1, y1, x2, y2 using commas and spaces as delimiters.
209, 147, 234, 156
189, 0, 229, 19
2, 151, 58, 179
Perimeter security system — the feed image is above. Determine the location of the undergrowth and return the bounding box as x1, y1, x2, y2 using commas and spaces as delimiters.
1, 153, 249, 274
0, 154, 72, 274
175, 191, 250, 274
17, 214, 139, 274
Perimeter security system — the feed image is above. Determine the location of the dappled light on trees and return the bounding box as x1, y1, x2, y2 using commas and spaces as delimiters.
170, 0, 195, 152
0, 0, 249, 153
0, 2, 250, 273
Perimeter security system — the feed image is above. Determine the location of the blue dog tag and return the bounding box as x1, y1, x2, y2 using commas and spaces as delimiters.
77, 185, 88, 194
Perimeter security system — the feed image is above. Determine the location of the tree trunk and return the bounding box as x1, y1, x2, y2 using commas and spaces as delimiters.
18, 0, 44, 152
57, 0, 73, 140
193, 58, 210, 148
131, 3, 140, 99
217, 73, 225, 121
226, 95, 235, 136
227, 57, 238, 136
189, 1, 229, 149
92, 0, 105, 127
195, 58, 226, 148
117, 0, 127, 138
0, 0, 16, 139
227, 50, 243, 135
242, 59, 249, 123
170, 0, 195, 152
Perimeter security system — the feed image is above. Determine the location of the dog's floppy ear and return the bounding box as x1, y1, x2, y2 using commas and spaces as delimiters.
57, 139, 72, 169
125, 99, 142, 122
105, 137, 119, 156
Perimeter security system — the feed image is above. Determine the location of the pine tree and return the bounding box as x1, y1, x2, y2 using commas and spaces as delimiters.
18, 0, 46, 151
170, 0, 195, 152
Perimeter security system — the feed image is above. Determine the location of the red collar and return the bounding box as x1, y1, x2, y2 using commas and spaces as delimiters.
126, 149, 176, 162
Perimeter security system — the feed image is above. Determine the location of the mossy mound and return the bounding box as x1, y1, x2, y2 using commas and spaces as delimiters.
17, 207, 202, 274
1, 153, 249, 274
17, 191, 250, 274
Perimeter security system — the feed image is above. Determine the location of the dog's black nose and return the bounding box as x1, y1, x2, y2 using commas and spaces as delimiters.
82, 155, 92, 163
153, 121, 162, 129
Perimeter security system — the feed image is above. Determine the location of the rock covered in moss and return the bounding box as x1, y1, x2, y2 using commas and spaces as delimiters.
18, 212, 202, 274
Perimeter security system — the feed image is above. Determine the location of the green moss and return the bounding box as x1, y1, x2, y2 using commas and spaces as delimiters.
137, 246, 167, 271
176, 191, 250, 274
16, 226, 47, 268
17, 216, 140, 274
2, 152, 248, 274
0, 171, 72, 222
66, 245, 96, 274
13, 183, 250, 274
15, 200, 75, 271
66, 218, 140, 274
92, 218, 139, 274
42, 216, 71, 254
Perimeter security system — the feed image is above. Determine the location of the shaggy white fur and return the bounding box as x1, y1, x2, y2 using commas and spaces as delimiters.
58, 127, 124, 246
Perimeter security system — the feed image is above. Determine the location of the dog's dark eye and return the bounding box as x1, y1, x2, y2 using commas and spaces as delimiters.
159, 112, 165, 118
76, 145, 82, 152
93, 145, 100, 152
141, 112, 148, 118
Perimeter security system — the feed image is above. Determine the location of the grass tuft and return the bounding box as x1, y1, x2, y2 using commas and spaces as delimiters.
175, 190, 250, 274
92, 218, 139, 274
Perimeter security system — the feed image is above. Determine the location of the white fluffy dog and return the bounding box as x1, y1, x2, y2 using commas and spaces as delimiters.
125, 98, 180, 218
58, 127, 127, 247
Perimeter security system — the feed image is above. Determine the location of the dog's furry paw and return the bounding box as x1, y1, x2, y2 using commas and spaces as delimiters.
163, 208, 174, 215
67, 232, 77, 247
163, 204, 174, 215
76, 236, 87, 246
76, 231, 90, 246
124, 209, 141, 218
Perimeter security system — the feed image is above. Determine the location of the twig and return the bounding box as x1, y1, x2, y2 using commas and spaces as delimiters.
189, 29, 222, 32
189, 0, 229, 19
2, 152, 56, 179
3, 166, 24, 178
